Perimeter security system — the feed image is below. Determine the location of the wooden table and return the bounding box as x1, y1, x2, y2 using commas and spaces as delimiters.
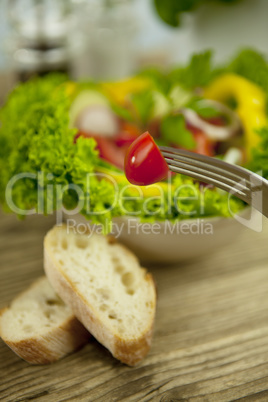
1, 211, 268, 401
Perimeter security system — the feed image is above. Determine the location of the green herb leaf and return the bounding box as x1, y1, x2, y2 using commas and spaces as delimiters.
130, 90, 154, 125
228, 48, 268, 114
228, 48, 268, 93
169, 51, 216, 90
110, 101, 134, 122
137, 67, 171, 94
160, 114, 196, 149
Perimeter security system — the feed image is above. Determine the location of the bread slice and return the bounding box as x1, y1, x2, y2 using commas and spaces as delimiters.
0, 277, 90, 364
44, 225, 156, 366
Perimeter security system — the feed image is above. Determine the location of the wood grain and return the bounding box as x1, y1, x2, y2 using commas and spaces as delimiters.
1, 211, 268, 401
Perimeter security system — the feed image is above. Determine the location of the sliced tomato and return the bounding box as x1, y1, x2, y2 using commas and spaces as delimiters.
193, 131, 215, 157
185, 123, 215, 157
114, 122, 140, 147
124, 131, 169, 186
96, 137, 126, 170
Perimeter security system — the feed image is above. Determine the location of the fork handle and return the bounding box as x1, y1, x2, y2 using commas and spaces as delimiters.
264, 181, 268, 218
251, 177, 268, 218
209, 172, 268, 218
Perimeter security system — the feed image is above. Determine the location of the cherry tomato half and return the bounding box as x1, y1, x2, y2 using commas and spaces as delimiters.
124, 131, 169, 186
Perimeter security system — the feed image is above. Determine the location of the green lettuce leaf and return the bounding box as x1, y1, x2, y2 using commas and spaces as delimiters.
0, 75, 110, 219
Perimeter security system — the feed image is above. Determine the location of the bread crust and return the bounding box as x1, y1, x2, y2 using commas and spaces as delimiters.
0, 279, 90, 364
44, 229, 156, 366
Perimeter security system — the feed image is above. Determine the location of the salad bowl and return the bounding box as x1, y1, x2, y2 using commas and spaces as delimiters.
64, 207, 258, 264
0, 49, 267, 265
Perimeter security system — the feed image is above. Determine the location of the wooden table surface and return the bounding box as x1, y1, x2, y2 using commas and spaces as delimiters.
1, 71, 268, 402
1, 210, 268, 401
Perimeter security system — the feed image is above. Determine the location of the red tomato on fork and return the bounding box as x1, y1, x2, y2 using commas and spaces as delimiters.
124, 131, 169, 186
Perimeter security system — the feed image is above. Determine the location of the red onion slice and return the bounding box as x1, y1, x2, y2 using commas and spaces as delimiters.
181, 99, 241, 141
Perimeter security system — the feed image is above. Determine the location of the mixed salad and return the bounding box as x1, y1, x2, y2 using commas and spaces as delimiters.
0, 49, 267, 229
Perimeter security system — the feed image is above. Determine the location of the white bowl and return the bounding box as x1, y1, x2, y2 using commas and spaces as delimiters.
64, 207, 258, 264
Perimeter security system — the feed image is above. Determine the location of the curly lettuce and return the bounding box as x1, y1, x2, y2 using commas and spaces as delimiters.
0, 75, 115, 222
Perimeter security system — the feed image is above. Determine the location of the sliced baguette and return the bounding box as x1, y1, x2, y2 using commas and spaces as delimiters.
44, 225, 156, 366
0, 277, 90, 364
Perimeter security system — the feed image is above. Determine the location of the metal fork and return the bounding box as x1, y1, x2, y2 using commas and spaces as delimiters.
159, 146, 268, 218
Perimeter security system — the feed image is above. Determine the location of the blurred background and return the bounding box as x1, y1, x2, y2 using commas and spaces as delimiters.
0, 0, 267, 94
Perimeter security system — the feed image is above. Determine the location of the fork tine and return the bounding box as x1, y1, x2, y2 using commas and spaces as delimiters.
167, 164, 250, 203
161, 150, 250, 188
160, 146, 253, 186
164, 157, 251, 197
159, 146, 268, 218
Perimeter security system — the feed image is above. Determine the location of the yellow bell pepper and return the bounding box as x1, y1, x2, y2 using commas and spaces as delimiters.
96, 166, 173, 198
64, 81, 77, 98
204, 73, 267, 159
101, 76, 151, 105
